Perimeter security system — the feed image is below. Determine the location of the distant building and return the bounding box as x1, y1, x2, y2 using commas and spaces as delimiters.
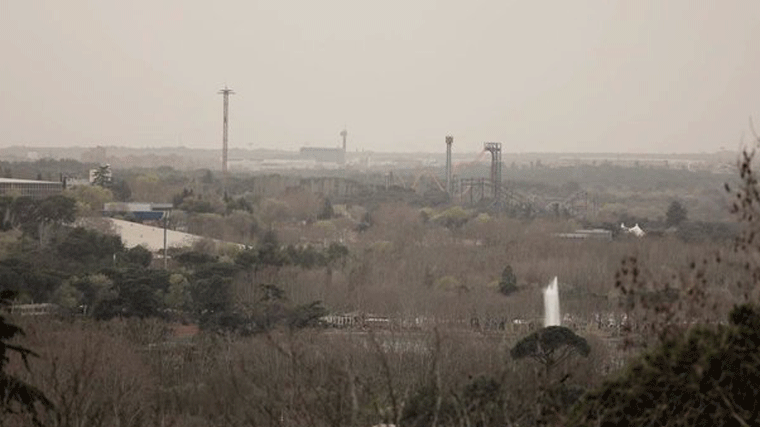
300, 147, 345, 164
555, 229, 613, 240
62, 177, 91, 188
86, 217, 244, 252
8, 303, 63, 316
0, 178, 63, 199
620, 223, 645, 237
103, 202, 173, 221
320, 311, 391, 329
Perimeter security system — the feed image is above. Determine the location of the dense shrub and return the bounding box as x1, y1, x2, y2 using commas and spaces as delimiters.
570, 304, 760, 427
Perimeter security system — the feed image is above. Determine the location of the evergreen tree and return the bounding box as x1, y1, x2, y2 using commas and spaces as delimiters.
666, 200, 688, 227
92, 165, 112, 188
570, 304, 760, 426
498, 264, 518, 295
511, 326, 590, 375
318, 197, 334, 220
0, 290, 53, 425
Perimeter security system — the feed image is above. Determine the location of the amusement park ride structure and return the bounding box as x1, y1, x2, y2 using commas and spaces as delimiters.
397, 137, 592, 217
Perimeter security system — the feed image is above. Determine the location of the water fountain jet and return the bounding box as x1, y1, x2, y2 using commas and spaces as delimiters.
543, 276, 561, 327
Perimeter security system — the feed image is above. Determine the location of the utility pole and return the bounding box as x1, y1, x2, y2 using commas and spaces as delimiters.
445, 135, 453, 195
163, 211, 168, 269
218, 86, 235, 183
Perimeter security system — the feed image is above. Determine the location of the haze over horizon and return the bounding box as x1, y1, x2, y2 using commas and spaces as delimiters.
2, 1, 759, 154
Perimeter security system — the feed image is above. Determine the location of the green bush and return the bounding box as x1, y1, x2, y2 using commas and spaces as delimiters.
498, 265, 518, 295
569, 304, 760, 427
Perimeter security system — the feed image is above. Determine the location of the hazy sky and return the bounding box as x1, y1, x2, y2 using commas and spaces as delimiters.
2, 1, 759, 153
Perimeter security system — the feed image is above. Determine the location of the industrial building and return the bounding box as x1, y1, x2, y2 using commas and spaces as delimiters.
0, 178, 63, 199
299, 128, 348, 164
299, 147, 345, 164
103, 202, 173, 221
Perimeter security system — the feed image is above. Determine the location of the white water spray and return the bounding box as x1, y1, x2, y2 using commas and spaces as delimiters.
543, 276, 561, 327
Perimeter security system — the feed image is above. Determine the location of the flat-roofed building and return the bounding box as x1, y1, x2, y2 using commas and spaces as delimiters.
554, 228, 613, 240
8, 303, 63, 316
300, 147, 345, 164
103, 202, 173, 221
0, 178, 63, 199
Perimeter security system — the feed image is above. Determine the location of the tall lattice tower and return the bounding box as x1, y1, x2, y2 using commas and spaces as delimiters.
484, 142, 502, 200
218, 86, 235, 176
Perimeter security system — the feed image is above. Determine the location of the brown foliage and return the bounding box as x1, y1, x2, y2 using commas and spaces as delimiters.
6, 319, 156, 427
